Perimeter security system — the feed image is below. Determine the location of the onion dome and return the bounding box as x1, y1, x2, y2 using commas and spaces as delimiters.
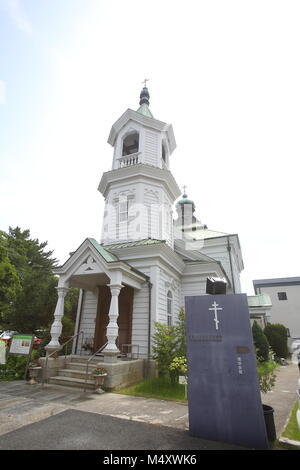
139, 86, 150, 106
137, 82, 153, 118
176, 192, 195, 212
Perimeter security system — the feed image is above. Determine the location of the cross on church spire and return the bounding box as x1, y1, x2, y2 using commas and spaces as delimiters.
182, 185, 187, 197
142, 78, 149, 88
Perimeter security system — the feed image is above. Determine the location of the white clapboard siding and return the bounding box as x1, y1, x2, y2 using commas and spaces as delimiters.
131, 269, 150, 359
158, 268, 181, 325
181, 276, 207, 306
162, 195, 173, 248
77, 289, 98, 354
173, 282, 181, 320
143, 188, 160, 239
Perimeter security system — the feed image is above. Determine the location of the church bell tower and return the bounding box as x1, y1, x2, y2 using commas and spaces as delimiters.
98, 84, 181, 247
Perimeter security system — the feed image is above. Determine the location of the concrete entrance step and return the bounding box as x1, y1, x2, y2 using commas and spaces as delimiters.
64, 362, 103, 372
58, 368, 95, 380
48, 375, 95, 390
66, 356, 102, 364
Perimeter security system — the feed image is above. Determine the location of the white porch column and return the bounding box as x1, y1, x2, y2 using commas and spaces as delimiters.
45, 285, 69, 355
102, 283, 123, 363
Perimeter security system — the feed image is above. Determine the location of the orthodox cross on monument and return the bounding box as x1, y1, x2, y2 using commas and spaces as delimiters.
142, 78, 149, 87
208, 301, 223, 330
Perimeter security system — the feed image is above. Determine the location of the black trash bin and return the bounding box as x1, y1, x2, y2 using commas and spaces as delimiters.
263, 404, 276, 444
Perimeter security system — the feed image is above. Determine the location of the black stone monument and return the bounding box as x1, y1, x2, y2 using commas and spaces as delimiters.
185, 293, 269, 449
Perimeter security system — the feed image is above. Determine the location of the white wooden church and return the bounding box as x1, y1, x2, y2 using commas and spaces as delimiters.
45, 85, 244, 372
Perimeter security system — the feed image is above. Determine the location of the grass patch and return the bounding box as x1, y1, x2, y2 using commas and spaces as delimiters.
275, 440, 300, 451
281, 401, 300, 444
113, 377, 187, 402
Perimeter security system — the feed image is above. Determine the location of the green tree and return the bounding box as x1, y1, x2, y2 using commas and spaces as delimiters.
174, 308, 186, 358
0, 240, 20, 327
64, 288, 80, 323
252, 320, 269, 362
61, 288, 80, 341
0, 227, 58, 333
264, 323, 289, 359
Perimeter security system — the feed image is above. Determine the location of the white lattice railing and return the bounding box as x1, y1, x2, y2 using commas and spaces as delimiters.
118, 152, 141, 168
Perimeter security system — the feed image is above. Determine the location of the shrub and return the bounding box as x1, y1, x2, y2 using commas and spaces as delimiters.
0, 349, 40, 381
169, 356, 187, 383
252, 321, 269, 362
264, 323, 289, 359
257, 360, 277, 393
151, 322, 178, 380
152, 309, 186, 383
92, 367, 107, 375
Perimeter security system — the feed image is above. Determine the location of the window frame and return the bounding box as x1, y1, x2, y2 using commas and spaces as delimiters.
167, 290, 173, 327
118, 197, 128, 223
277, 292, 288, 301
115, 194, 135, 239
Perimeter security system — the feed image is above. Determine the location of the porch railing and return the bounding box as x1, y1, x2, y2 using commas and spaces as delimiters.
120, 344, 140, 359
83, 342, 108, 392
42, 330, 84, 386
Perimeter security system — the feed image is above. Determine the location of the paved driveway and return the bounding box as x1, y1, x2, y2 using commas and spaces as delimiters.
0, 382, 244, 450
0, 363, 298, 450
0, 408, 244, 450
0, 381, 190, 437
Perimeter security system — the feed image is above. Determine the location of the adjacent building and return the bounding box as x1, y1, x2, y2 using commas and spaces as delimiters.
247, 293, 272, 329
253, 277, 300, 343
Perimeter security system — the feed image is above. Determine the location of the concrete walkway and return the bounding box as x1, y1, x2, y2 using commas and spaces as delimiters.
260, 359, 299, 436
0, 361, 298, 449
0, 382, 190, 438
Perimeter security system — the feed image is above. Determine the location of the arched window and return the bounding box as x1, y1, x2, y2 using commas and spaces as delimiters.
167, 290, 173, 326
162, 142, 166, 163
122, 132, 139, 156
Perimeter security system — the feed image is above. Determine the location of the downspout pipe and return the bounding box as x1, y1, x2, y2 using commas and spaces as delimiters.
147, 280, 153, 360
73, 289, 84, 354
227, 236, 236, 294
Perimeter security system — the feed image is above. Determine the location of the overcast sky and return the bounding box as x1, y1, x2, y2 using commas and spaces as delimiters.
1, 0, 300, 295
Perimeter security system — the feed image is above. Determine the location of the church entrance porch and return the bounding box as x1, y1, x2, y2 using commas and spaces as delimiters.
45, 238, 147, 364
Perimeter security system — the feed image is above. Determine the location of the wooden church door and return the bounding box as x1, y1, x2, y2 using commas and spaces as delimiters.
93, 285, 133, 353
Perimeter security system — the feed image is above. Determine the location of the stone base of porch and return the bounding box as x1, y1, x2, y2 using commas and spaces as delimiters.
39, 356, 158, 392
95, 358, 158, 391
101, 359, 144, 391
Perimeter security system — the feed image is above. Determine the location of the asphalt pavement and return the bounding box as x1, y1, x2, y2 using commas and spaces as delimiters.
0, 408, 245, 450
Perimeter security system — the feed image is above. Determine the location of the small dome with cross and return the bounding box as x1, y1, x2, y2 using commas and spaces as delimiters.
176, 189, 195, 212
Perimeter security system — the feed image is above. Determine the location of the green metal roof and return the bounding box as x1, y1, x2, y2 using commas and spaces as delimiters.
136, 85, 154, 118
103, 238, 165, 250
88, 238, 119, 262
136, 103, 154, 118
177, 198, 194, 205
247, 294, 272, 308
